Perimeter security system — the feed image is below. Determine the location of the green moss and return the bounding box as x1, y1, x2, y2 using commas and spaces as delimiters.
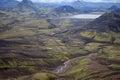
114, 38, 120, 44
80, 31, 95, 39
80, 31, 120, 44
96, 71, 114, 78
109, 64, 120, 70
85, 42, 102, 52
25, 66, 38, 73
94, 34, 111, 42
103, 45, 120, 60
64, 58, 97, 80
17, 72, 57, 80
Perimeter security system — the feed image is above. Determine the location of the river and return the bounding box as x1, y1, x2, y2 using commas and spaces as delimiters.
54, 48, 103, 74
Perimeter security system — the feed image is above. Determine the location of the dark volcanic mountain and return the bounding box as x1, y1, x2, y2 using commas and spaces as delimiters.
86, 9, 120, 33
15, 0, 40, 12
0, 0, 18, 10
108, 5, 119, 11
55, 5, 79, 13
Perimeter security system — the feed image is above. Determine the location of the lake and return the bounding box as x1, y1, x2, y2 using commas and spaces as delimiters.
62, 12, 104, 19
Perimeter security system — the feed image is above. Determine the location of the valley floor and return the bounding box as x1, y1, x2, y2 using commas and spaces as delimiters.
0, 12, 120, 80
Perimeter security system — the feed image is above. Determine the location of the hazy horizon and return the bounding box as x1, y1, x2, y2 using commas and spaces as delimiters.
17, 0, 120, 3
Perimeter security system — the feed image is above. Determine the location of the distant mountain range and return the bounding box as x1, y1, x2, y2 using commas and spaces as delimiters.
0, 0, 120, 11
55, 5, 79, 14
0, 0, 18, 9
0, 0, 120, 17
71, 0, 84, 9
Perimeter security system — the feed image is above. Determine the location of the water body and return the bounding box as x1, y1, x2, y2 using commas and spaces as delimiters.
62, 12, 104, 19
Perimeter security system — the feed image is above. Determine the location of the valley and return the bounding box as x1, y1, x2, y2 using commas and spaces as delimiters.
0, 14, 93, 79
0, 0, 120, 80
0, 13, 120, 80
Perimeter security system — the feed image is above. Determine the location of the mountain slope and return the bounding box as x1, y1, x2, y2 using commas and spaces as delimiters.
80, 8, 120, 44
86, 9, 120, 32
108, 5, 119, 11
